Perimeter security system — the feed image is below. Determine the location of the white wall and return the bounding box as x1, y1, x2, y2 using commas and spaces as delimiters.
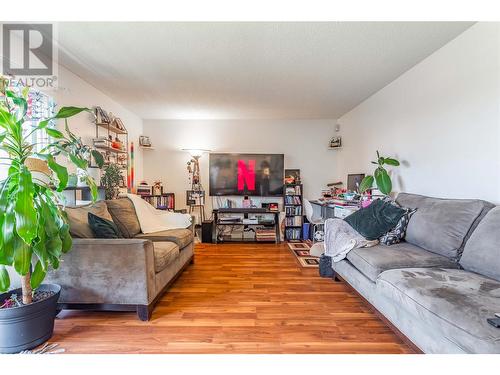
337, 22, 500, 203
142, 119, 339, 211
50, 65, 144, 182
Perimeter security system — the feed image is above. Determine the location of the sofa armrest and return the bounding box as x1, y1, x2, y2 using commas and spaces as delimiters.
45, 239, 156, 305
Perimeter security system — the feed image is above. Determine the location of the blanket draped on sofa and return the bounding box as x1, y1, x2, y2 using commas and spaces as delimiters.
127, 193, 192, 233
324, 218, 378, 262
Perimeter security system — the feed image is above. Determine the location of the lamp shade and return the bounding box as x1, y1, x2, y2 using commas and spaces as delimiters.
182, 149, 210, 158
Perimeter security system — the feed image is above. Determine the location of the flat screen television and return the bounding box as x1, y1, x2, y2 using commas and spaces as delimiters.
209, 153, 284, 196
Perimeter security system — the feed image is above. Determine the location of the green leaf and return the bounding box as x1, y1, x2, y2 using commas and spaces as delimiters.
359, 175, 374, 194
45, 235, 62, 259
41, 200, 59, 237
64, 120, 78, 142
5, 91, 27, 119
374, 167, 392, 195
60, 222, 72, 253
38, 119, 50, 129
13, 236, 32, 275
47, 155, 68, 191
91, 149, 104, 168
14, 166, 38, 244
46, 128, 64, 139
384, 158, 400, 166
0, 107, 16, 130
69, 153, 88, 170
30, 261, 46, 290
1, 202, 16, 265
55, 107, 89, 119
85, 175, 98, 202
0, 266, 10, 292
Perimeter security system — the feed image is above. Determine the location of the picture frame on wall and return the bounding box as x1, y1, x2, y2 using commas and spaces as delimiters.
329, 136, 342, 149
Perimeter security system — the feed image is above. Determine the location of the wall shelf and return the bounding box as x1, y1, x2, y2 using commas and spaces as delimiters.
96, 122, 127, 135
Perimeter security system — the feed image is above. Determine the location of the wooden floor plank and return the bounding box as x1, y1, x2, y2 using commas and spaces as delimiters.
51, 242, 415, 353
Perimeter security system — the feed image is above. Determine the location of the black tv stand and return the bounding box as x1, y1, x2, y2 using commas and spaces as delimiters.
213, 208, 281, 244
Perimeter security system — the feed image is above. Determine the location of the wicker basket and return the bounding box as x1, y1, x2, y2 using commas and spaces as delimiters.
25, 157, 51, 185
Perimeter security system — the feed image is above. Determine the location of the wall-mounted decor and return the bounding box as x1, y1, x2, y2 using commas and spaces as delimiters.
329, 136, 342, 149
139, 135, 152, 147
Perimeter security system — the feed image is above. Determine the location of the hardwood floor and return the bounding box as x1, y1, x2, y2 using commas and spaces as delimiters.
52, 243, 415, 353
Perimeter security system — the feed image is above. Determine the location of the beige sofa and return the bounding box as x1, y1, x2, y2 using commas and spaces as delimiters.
46, 198, 194, 321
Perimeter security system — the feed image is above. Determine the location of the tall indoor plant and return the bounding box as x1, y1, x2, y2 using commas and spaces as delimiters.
0, 80, 103, 352
101, 163, 123, 200
359, 151, 400, 195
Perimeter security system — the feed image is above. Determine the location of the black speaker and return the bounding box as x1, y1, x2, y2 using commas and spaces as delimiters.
201, 220, 213, 243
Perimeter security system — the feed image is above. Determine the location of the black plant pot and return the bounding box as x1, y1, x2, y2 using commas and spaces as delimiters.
0, 284, 61, 354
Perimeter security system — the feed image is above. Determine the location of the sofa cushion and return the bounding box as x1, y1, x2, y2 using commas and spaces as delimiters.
105, 198, 142, 238
460, 207, 500, 282
346, 242, 459, 282
377, 268, 500, 353
153, 242, 180, 273
136, 228, 193, 249
88, 212, 122, 239
395, 193, 494, 260
344, 199, 406, 240
66, 201, 114, 238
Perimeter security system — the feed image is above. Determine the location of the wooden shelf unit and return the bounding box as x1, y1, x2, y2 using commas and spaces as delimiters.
93, 107, 129, 190
141, 193, 176, 211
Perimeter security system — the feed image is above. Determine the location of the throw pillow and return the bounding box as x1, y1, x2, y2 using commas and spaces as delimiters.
344, 199, 406, 240
379, 207, 418, 245
66, 201, 114, 238
88, 212, 122, 239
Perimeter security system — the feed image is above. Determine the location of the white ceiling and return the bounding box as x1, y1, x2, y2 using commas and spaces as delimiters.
56, 22, 474, 120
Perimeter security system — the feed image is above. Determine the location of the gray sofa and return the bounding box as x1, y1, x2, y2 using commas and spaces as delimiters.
332, 193, 500, 353
45, 198, 195, 321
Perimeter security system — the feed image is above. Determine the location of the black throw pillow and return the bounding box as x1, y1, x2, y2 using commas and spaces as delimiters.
344, 199, 406, 240
88, 212, 122, 239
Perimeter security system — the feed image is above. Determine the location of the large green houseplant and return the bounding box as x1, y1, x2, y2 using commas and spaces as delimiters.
0, 82, 103, 304
359, 151, 400, 195
101, 163, 123, 200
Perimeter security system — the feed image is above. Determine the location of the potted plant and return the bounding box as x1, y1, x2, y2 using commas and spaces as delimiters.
101, 163, 123, 200
0, 82, 104, 353
359, 151, 400, 196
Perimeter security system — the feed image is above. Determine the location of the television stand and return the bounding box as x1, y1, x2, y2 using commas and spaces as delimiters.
213, 208, 281, 244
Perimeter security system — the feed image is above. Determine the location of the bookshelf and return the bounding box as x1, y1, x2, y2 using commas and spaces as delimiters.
141, 193, 175, 211
93, 107, 129, 192
284, 183, 304, 241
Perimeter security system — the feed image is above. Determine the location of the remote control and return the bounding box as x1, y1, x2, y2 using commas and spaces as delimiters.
487, 318, 500, 328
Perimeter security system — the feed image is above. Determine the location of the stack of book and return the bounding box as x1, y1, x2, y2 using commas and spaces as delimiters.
93, 137, 112, 148
285, 185, 302, 195
137, 185, 152, 196
284, 195, 302, 205
255, 228, 276, 242
285, 216, 303, 226
285, 206, 302, 216
285, 228, 302, 240
142, 195, 175, 210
